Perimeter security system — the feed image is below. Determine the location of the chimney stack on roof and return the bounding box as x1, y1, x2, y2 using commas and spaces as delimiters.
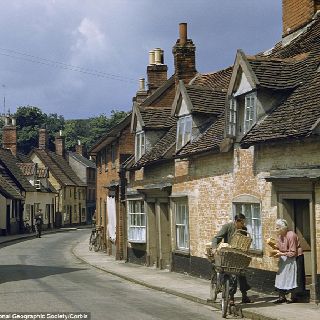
55, 130, 65, 158
38, 128, 48, 150
147, 48, 167, 94
2, 114, 17, 156
75, 139, 84, 156
172, 22, 197, 88
282, 0, 320, 37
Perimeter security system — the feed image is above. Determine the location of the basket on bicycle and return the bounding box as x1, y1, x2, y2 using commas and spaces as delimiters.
215, 247, 252, 275
229, 229, 252, 252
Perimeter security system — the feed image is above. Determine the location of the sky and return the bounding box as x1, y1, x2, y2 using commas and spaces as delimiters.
0, 0, 282, 119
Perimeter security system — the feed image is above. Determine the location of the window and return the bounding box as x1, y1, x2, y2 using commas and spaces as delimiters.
135, 131, 145, 160
175, 201, 189, 250
128, 200, 146, 243
233, 202, 262, 250
228, 98, 237, 136
244, 93, 256, 133
176, 115, 192, 150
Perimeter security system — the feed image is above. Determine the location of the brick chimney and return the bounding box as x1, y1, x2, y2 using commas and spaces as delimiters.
55, 130, 65, 158
134, 78, 148, 104
2, 115, 17, 156
282, 0, 320, 37
172, 23, 197, 88
75, 139, 84, 156
38, 128, 48, 150
147, 48, 168, 94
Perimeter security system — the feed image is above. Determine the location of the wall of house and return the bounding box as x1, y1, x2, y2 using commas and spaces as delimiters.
0, 195, 7, 232
68, 156, 86, 182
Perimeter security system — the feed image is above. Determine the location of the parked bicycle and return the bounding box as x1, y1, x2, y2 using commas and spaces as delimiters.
23, 220, 34, 234
89, 226, 105, 252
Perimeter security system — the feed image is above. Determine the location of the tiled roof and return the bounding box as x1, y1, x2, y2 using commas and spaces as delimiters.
186, 85, 227, 115
17, 163, 48, 178
140, 108, 176, 129
33, 149, 86, 187
68, 152, 96, 168
0, 148, 35, 192
132, 124, 177, 169
247, 55, 310, 89
0, 164, 23, 199
191, 67, 233, 90
240, 16, 320, 147
176, 115, 225, 157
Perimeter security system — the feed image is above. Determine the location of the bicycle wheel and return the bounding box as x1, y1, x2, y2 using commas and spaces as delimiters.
210, 271, 218, 301
89, 233, 94, 251
94, 234, 101, 252
221, 276, 230, 318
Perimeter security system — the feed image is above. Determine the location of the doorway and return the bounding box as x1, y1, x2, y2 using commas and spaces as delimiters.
281, 198, 311, 276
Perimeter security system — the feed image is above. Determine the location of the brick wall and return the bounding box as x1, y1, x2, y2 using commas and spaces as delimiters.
2, 126, 17, 156
282, 0, 316, 36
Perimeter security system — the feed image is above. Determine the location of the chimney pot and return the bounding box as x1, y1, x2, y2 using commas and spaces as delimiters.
179, 23, 187, 45
149, 50, 155, 65
154, 48, 162, 64
139, 78, 146, 91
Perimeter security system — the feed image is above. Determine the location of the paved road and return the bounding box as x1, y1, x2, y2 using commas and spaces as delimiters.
0, 230, 224, 319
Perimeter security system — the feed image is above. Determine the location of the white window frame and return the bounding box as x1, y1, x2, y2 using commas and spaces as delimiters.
175, 200, 189, 250
127, 200, 146, 243
233, 202, 262, 251
244, 93, 256, 134
135, 131, 145, 161
228, 98, 237, 136
176, 115, 192, 150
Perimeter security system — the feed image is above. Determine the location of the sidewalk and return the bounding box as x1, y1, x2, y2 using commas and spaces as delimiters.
72, 233, 320, 320
1, 229, 319, 319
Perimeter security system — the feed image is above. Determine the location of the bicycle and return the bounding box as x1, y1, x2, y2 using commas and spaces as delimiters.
206, 245, 251, 318
89, 226, 105, 252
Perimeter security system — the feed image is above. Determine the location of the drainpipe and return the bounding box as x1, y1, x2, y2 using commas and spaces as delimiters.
310, 182, 319, 302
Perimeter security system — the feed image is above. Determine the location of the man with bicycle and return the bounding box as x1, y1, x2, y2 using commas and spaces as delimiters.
211, 213, 252, 304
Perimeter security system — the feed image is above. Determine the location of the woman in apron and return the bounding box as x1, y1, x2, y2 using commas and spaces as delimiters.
273, 219, 302, 304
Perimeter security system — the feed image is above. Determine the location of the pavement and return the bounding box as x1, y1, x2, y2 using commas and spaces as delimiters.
1, 228, 319, 320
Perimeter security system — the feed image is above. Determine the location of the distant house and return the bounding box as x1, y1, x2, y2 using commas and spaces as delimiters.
29, 129, 87, 226
68, 141, 96, 224
0, 116, 55, 234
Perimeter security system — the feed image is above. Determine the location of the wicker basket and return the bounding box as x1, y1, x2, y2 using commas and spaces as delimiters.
229, 230, 252, 252
215, 247, 252, 274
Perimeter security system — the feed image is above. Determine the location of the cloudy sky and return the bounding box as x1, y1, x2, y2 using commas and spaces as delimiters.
0, 0, 282, 119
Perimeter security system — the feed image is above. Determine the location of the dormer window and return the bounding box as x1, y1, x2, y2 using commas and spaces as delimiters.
176, 115, 192, 150
135, 131, 145, 160
244, 93, 256, 134
227, 92, 256, 138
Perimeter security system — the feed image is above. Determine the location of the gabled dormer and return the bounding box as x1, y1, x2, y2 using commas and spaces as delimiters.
131, 103, 146, 161
226, 50, 259, 141
171, 81, 193, 151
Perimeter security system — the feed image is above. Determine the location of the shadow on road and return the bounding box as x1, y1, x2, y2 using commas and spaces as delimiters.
0, 264, 85, 284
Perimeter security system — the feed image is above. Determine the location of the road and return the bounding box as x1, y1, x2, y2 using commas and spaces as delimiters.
0, 230, 224, 319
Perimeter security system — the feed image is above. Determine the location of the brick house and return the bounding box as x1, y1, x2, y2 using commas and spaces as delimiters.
89, 115, 134, 259
29, 129, 87, 226
124, 2, 320, 301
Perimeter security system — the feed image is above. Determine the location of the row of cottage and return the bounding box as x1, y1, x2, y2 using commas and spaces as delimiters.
0, 118, 96, 234
89, 1, 320, 301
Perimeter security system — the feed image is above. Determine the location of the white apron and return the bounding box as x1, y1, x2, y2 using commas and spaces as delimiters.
275, 256, 297, 290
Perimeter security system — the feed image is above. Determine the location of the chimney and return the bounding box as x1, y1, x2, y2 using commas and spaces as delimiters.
2, 114, 17, 156
38, 128, 48, 150
134, 78, 148, 104
75, 139, 84, 156
282, 0, 320, 37
172, 23, 197, 88
55, 130, 65, 158
147, 48, 168, 94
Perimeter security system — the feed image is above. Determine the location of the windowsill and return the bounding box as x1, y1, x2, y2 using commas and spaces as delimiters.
173, 249, 190, 256
128, 240, 146, 244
